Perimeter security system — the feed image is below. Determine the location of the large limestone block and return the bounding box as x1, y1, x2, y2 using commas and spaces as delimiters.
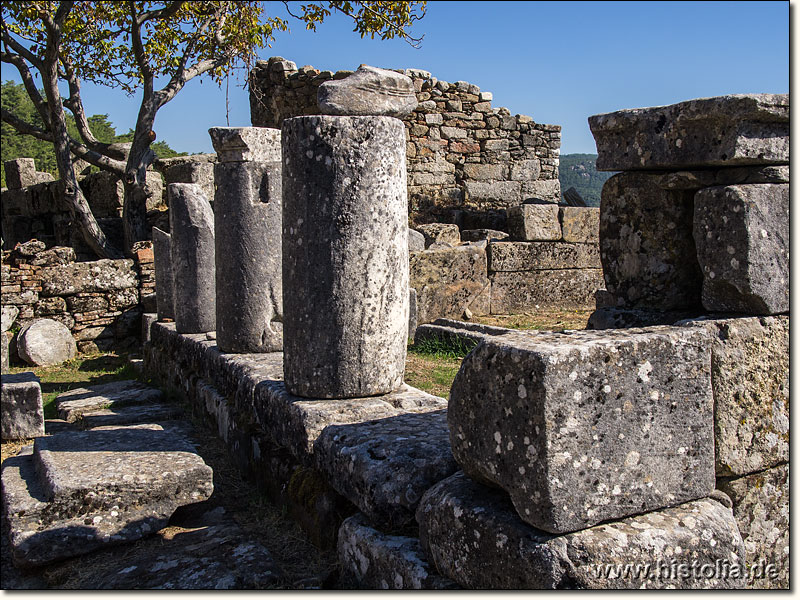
17, 319, 77, 366
560, 206, 599, 243
488, 241, 600, 272
1, 423, 214, 567
338, 513, 458, 589
448, 327, 715, 534
415, 223, 460, 248
693, 184, 789, 315
417, 472, 746, 589
4, 158, 53, 189
152, 227, 175, 321
507, 203, 561, 241
410, 244, 490, 324
314, 409, 457, 528
213, 158, 283, 353
168, 183, 216, 334
407, 228, 425, 252
589, 94, 789, 171
490, 268, 603, 312
678, 316, 788, 476
0, 372, 44, 440
600, 172, 702, 310
155, 153, 217, 206
55, 380, 165, 423
717, 464, 788, 589
40, 259, 137, 295
282, 115, 408, 398
2, 305, 20, 332
318, 65, 418, 118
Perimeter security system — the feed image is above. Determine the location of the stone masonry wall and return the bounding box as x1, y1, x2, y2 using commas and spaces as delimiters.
249, 57, 561, 228
1, 240, 154, 355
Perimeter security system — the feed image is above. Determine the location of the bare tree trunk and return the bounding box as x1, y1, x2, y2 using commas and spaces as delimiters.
121, 99, 159, 253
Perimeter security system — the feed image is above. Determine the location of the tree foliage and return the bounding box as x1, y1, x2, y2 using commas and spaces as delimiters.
558, 154, 613, 207
1, 1, 426, 256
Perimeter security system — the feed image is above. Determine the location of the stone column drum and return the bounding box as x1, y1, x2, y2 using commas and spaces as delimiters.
282, 115, 409, 398
209, 127, 283, 353
168, 183, 216, 334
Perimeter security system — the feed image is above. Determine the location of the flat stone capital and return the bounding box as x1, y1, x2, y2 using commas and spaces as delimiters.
208, 126, 281, 162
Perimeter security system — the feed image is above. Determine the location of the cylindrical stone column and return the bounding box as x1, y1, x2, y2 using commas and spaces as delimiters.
209, 127, 283, 353
151, 226, 175, 321
168, 183, 216, 333
282, 116, 409, 398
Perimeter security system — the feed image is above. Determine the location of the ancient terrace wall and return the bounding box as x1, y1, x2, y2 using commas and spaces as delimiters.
141, 82, 787, 589
249, 56, 561, 229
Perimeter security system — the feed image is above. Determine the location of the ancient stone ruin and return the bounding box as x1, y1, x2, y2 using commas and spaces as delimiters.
0, 57, 788, 589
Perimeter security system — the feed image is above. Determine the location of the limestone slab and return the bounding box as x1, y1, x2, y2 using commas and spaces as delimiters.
678, 316, 788, 476
314, 409, 457, 528
282, 116, 408, 398
338, 513, 458, 589
152, 227, 175, 321
417, 472, 746, 589
40, 259, 137, 295
318, 65, 417, 118
214, 159, 283, 353
693, 184, 789, 315
490, 269, 603, 312
77, 403, 183, 428
2, 423, 213, 567
560, 206, 599, 243
56, 380, 165, 423
599, 172, 702, 310
716, 464, 788, 589
168, 183, 216, 334
507, 203, 561, 241
589, 94, 788, 171
1, 372, 44, 440
410, 244, 490, 324
17, 318, 77, 367
488, 241, 600, 272
448, 327, 715, 534
415, 223, 461, 248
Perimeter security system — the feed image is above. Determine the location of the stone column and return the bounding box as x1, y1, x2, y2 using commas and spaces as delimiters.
209, 127, 284, 353
168, 183, 216, 334
151, 227, 175, 321
282, 115, 409, 398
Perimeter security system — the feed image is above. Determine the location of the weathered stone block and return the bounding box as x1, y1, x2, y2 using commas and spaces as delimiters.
507, 203, 561, 241
600, 172, 702, 310
410, 244, 490, 324
463, 163, 507, 181
464, 180, 521, 205
1, 372, 44, 440
521, 179, 561, 203
510, 159, 541, 181
488, 241, 600, 272
655, 165, 789, 190
717, 464, 788, 589
1, 332, 9, 374
693, 184, 788, 315
155, 153, 217, 205
590, 94, 788, 171
408, 228, 425, 252
448, 327, 715, 533
490, 269, 603, 312
338, 513, 458, 589
560, 206, 599, 243
314, 409, 457, 528
282, 116, 408, 398
460, 229, 508, 243
415, 223, 460, 248
2, 305, 20, 332
1, 423, 214, 567
4, 159, 53, 189
40, 259, 137, 295
208, 127, 281, 163
168, 183, 216, 334
587, 307, 698, 330
417, 472, 746, 589
678, 316, 788, 476
318, 65, 417, 118
17, 319, 77, 367
55, 380, 165, 423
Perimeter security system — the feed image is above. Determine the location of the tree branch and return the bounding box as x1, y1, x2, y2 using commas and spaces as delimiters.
137, 1, 185, 25
0, 48, 52, 128
0, 26, 44, 69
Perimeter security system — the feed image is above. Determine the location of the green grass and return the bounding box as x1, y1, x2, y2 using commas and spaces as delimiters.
405, 336, 474, 398
9, 352, 141, 419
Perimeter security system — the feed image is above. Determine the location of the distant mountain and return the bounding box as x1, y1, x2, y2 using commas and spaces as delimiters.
558, 153, 613, 207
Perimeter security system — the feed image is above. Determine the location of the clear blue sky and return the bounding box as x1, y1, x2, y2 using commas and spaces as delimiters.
2, 1, 789, 155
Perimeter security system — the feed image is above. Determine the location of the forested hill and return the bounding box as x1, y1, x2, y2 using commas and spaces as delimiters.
558, 153, 613, 207
1, 80, 186, 187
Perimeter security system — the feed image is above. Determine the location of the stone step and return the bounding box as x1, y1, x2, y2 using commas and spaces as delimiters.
417, 472, 746, 589
76, 403, 183, 429
2, 423, 213, 567
55, 380, 164, 423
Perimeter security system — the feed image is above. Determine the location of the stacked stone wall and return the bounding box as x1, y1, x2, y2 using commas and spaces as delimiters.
1, 240, 153, 355
249, 57, 561, 228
